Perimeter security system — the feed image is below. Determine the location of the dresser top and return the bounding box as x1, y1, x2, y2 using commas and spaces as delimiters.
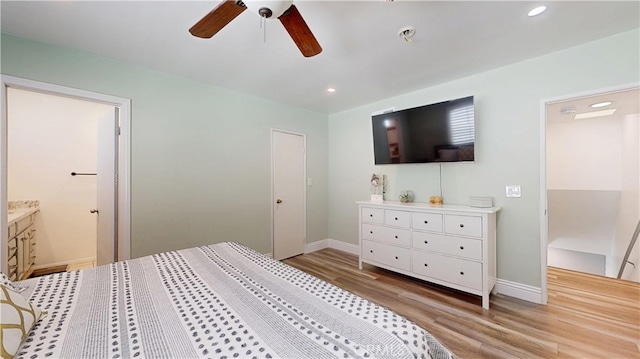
357, 200, 501, 214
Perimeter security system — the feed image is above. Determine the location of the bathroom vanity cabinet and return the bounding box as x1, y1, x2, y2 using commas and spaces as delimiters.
7, 209, 38, 280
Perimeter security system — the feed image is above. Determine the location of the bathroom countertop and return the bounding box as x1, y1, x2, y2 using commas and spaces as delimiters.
8, 207, 39, 226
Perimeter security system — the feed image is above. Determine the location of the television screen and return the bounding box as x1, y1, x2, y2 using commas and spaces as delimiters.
372, 96, 475, 164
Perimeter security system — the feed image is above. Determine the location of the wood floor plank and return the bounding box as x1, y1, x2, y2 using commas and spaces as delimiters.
284, 249, 640, 359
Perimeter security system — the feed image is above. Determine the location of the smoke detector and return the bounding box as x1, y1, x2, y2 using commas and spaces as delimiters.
398, 26, 416, 43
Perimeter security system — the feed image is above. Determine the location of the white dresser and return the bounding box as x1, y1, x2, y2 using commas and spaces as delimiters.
358, 201, 500, 309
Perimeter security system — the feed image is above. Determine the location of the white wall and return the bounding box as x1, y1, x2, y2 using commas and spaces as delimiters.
614, 114, 640, 280
547, 118, 622, 191
7, 88, 112, 266
548, 247, 605, 276
327, 29, 640, 288
546, 115, 622, 274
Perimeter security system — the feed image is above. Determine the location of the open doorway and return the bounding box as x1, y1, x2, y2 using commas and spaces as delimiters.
543, 86, 639, 285
8, 88, 114, 275
1, 75, 131, 276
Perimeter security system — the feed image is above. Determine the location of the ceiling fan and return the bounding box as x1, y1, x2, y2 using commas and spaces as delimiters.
189, 0, 322, 58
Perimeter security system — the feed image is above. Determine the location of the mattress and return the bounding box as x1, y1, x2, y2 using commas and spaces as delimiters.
15, 242, 454, 358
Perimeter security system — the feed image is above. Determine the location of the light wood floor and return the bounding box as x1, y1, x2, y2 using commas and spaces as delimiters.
284, 248, 640, 359
66, 260, 96, 271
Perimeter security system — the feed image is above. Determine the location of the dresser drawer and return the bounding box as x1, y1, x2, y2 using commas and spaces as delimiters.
412, 212, 443, 232
444, 215, 482, 237
412, 232, 482, 260
385, 210, 411, 228
362, 224, 412, 247
362, 207, 384, 224
362, 240, 411, 271
412, 251, 482, 290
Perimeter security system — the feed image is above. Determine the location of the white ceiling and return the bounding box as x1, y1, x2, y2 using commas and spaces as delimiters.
547, 87, 639, 125
1, 1, 639, 114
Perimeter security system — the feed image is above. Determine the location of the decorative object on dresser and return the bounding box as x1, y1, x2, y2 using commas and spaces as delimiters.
369, 173, 386, 203
358, 200, 500, 309
429, 196, 443, 206
399, 190, 414, 203
470, 196, 493, 208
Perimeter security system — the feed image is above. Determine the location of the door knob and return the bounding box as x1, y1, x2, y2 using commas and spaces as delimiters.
90, 209, 99, 214
276, 199, 283, 204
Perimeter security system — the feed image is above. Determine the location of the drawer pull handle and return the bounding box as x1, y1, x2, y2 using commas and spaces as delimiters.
370, 250, 373, 253
424, 240, 428, 244
459, 224, 464, 228
424, 263, 428, 267
395, 217, 398, 221
369, 214, 373, 217
395, 256, 398, 260
460, 246, 464, 250
424, 220, 428, 224
370, 231, 373, 234
460, 271, 464, 275
394, 235, 398, 239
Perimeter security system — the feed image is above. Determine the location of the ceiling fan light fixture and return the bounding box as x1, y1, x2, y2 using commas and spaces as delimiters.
245, 0, 293, 19
190, 0, 321, 57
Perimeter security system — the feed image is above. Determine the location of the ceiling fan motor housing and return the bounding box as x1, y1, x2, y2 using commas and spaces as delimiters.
245, 0, 293, 18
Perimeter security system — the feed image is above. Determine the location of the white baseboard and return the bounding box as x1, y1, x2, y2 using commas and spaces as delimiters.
305, 239, 359, 255
495, 278, 543, 304
327, 239, 359, 255
304, 239, 329, 253
32, 257, 96, 270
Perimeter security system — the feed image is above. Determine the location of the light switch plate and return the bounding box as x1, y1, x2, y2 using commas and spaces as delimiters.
506, 185, 521, 198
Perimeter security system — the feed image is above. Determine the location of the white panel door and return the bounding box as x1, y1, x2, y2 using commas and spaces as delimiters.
96, 107, 118, 265
272, 130, 305, 260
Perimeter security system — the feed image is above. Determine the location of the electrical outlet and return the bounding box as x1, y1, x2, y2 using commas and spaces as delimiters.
307, 178, 313, 186
506, 185, 521, 198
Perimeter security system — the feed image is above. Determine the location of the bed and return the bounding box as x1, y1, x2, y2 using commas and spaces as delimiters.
3, 242, 455, 359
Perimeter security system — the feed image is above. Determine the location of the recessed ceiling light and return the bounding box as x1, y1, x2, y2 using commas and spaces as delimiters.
574, 108, 617, 120
590, 101, 613, 108
327, 88, 336, 93
528, 5, 547, 17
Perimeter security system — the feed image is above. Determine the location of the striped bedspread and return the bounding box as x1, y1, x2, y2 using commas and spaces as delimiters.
16, 242, 454, 359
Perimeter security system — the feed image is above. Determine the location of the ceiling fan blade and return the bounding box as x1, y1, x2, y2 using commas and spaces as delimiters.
189, 0, 247, 39
279, 5, 322, 58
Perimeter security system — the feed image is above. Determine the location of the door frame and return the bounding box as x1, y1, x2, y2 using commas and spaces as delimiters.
270, 128, 307, 258
538, 81, 640, 305
1, 75, 131, 273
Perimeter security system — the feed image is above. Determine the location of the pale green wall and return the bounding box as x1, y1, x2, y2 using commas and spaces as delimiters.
1, 33, 329, 257
3, 29, 639, 288
327, 29, 640, 287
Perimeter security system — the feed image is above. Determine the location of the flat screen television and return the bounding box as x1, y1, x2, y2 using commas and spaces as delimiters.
372, 96, 475, 164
